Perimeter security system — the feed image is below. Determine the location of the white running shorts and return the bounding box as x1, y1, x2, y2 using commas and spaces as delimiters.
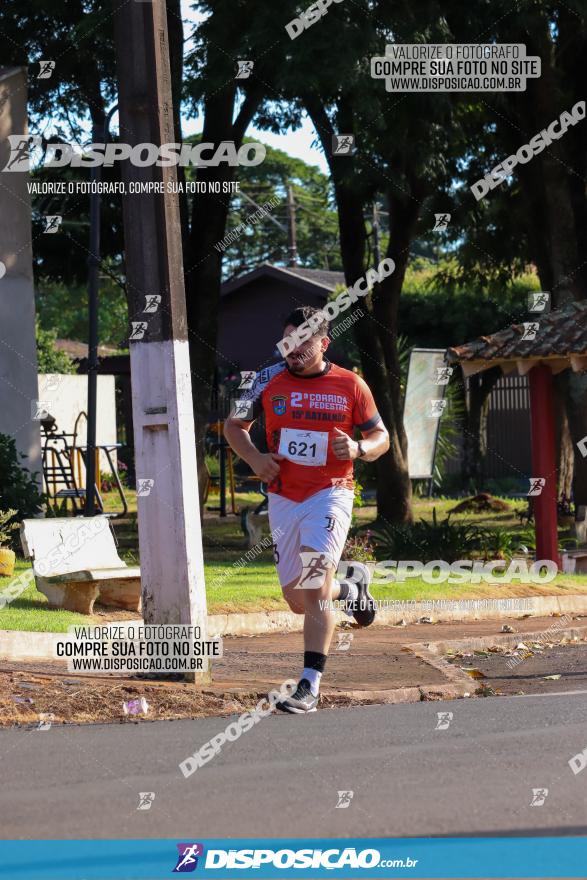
267, 486, 354, 587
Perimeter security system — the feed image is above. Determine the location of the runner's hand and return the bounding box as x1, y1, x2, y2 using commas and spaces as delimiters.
251, 452, 285, 482
331, 427, 359, 461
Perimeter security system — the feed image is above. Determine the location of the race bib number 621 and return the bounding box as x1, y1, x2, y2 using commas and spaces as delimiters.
278, 428, 329, 467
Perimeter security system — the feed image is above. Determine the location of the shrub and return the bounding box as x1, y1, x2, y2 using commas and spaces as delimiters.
342, 530, 376, 563
0, 509, 19, 546
36, 321, 76, 374
372, 508, 487, 563
0, 434, 44, 549
477, 527, 515, 561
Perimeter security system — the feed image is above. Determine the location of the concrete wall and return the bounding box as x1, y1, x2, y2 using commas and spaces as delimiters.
0, 68, 42, 481
38, 374, 117, 476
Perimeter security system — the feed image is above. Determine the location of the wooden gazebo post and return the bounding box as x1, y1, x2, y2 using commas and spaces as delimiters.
528, 364, 560, 566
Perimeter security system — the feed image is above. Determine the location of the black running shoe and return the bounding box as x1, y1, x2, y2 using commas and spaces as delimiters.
275, 679, 318, 714
344, 562, 377, 627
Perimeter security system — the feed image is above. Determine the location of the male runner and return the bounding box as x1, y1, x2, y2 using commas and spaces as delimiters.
224, 306, 389, 713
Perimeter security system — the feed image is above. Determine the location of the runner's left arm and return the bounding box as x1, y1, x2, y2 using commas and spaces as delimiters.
331, 376, 389, 462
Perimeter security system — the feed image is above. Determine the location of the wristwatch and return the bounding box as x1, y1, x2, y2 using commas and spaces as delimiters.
356, 440, 366, 459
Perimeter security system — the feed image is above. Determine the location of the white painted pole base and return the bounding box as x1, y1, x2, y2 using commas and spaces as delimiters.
130, 338, 210, 683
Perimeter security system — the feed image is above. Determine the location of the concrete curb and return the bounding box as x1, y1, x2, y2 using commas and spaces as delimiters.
209, 595, 587, 637
405, 643, 476, 693
0, 630, 60, 662
322, 682, 471, 705
208, 610, 303, 637
318, 641, 478, 704
419, 622, 587, 657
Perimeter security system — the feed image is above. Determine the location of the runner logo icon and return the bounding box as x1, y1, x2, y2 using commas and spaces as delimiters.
298, 551, 329, 589
173, 843, 204, 872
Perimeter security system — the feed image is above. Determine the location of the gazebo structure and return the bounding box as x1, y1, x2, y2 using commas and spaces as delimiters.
447, 301, 587, 566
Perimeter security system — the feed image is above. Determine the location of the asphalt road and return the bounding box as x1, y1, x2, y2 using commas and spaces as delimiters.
2, 692, 587, 840
457, 643, 587, 696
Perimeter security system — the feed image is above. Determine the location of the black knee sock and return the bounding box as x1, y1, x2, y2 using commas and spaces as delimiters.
303, 651, 327, 674
302, 651, 327, 696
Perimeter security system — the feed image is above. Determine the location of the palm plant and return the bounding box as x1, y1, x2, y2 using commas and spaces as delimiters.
372, 508, 488, 563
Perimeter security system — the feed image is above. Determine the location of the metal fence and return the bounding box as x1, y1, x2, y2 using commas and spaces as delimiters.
485, 374, 531, 478
444, 374, 532, 481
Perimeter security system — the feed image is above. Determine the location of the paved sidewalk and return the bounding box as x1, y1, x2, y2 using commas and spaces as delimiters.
2, 614, 586, 726
214, 613, 587, 690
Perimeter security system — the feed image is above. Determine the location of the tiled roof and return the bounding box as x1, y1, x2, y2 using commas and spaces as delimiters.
280, 265, 345, 289
222, 263, 344, 296
56, 339, 120, 359
447, 300, 587, 364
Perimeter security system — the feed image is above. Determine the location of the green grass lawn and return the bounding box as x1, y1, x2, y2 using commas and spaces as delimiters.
3, 555, 587, 633
4, 493, 586, 632
353, 495, 530, 531
0, 560, 90, 632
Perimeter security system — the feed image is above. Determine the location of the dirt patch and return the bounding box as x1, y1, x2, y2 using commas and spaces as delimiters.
449, 493, 512, 513
89, 603, 143, 623
0, 662, 405, 729
0, 666, 251, 726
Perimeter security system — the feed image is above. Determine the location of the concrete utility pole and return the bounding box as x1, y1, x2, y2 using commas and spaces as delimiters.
85, 104, 118, 517
112, 0, 209, 669
287, 184, 298, 267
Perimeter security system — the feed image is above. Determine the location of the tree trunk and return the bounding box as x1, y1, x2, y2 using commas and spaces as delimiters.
369, 186, 427, 523
185, 87, 263, 507
185, 92, 236, 504
166, 0, 190, 254
304, 95, 414, 523
560, 371, 587, 509
461, 368, 501, 490
554, 374, 574, 502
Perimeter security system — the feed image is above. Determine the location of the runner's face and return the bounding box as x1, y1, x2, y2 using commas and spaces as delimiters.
283, 324, 328, 374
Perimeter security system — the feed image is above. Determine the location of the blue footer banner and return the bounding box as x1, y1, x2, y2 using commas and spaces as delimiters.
0, 838, 586, 879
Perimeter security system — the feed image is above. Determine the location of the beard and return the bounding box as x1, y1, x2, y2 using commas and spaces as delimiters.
286, 356, 306, 372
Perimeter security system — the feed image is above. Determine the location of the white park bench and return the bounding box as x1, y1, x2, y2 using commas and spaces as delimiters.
20, 516, 141, 615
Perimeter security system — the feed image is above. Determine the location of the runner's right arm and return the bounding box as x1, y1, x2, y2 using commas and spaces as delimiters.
224, 371, 284, 482
223, 416, 284, 482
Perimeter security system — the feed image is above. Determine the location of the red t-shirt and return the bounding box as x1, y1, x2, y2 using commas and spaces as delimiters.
240, 360, 382, 502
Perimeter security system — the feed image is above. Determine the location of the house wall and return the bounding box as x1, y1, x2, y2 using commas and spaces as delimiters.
217, 276, 327, 372
38, 374, 118, 480
0, 68, 42, 482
